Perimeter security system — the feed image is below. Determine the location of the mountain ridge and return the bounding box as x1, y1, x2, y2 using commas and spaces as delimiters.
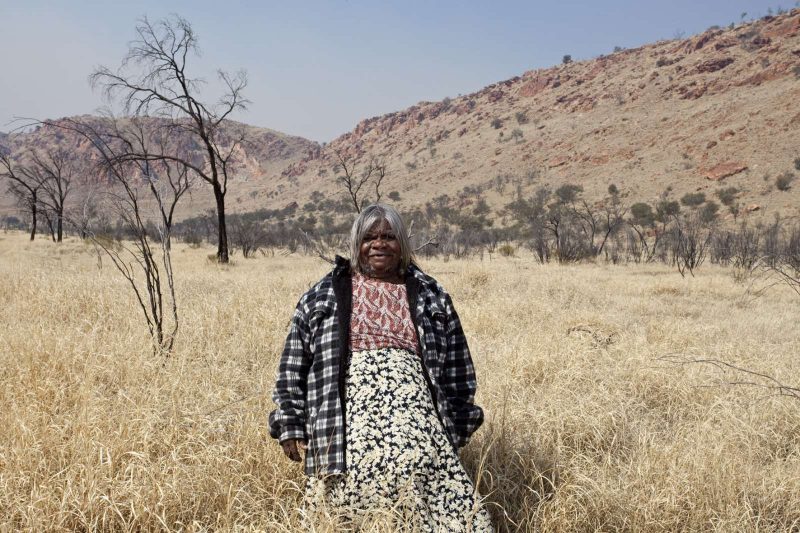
1, 10, 799, 224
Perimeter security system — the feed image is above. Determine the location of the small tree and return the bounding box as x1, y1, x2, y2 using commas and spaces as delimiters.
48, 116, 192, 355
0, 153, 42, 240
490, 118, 503, 130
671, 214, 712, 278
562, 54, 572, 64
331, 149, 386, 214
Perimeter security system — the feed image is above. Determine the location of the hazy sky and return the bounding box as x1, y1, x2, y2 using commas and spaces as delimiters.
0, 0, 787, 141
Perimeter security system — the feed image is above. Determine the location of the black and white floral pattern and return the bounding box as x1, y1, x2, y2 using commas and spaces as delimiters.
307, 347, 493, 532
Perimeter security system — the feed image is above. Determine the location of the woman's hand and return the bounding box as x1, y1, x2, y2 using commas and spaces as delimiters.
281, 439, 308, 462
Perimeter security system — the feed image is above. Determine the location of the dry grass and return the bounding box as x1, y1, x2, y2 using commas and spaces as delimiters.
1, 231, 799, 532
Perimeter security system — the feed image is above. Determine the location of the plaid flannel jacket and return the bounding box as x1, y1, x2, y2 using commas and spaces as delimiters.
269, 256, 484, 476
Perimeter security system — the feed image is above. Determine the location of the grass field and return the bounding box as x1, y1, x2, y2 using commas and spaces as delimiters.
1, 231, 799, 532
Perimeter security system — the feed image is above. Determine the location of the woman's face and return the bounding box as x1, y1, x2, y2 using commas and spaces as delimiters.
359, 218, 402, 279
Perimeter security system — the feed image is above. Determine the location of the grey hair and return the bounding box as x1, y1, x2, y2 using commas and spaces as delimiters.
349, 203, 413, 275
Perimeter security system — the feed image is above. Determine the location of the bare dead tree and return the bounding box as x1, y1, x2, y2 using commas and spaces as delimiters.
0, 153, 42, 240
332, 149, 386, 213
43, 115, 192, 355
671, 214, 712, 278
90, 15, 249, 263
598, 198, 628, 257
72, 179, 99, 239
27, 148, 76, 242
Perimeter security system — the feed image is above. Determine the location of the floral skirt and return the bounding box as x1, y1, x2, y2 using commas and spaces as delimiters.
306, 347, 493, 532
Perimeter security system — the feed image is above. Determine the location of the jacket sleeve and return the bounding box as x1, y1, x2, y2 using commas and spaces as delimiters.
269, 296, 313, 443
441, 292, 484, 447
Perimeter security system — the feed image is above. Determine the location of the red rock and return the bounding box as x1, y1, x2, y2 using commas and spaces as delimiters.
696, 57, 734, 73
548, 156, 569, 168
763, 16, 800, 39
746, 204, 761, 212
714, 36, 738, 50
518, 73, 557, 97
706, 141, 718, 149
703, 162, 748, 181
487, 90, 504, 103
719, 130, 735, 141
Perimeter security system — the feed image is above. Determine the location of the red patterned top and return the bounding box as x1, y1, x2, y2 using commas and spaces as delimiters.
350, 273, 419, 353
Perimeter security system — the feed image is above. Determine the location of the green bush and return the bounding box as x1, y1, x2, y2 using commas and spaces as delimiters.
680, 192, 706, 207
776, 172, 794, 191
515, 111, 528, 124
794, 157, 800, 171
630, 202, 655, 226
490, 118, 503, 129
715, 187, 738, 206
388, 191, 401, 201
498, 244, 515, 257
700, 201, 720, 224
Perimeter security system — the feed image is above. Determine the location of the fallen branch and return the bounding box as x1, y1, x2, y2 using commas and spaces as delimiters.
658, 353, 800, 402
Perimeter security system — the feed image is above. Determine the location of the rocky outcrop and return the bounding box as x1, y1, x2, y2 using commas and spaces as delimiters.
703, 162, 748, 181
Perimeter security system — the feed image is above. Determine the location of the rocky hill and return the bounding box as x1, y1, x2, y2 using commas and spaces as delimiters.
0, 116, 319, 219
277, 10, 800, 224
2, 11, 799, 225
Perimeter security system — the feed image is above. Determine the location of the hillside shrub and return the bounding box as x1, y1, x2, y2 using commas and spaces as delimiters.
562, 54, 572, 64
388, 191, 401, 201
498, 243, 515, 257
681, 192, 706, 207
515, 111, 529, 125
490, 118, 503, 129
776, 172, 794, 191
715, 187, 738, 206
794, 157, 800, 171
700, 201, 720, 224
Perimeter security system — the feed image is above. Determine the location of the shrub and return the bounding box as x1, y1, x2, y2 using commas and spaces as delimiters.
510, 129, 524, 142
555, 184, 583, 203
490, 118, 503, 129
715, 186, 738, 206
388, 191, 401, 201
776, 172, 794, 191
700, 201, 720, 224
656, 57, 669, 67
681, 192, 706, 207
608, 183, 619, 195
630, 202, 655, 226
498, 243, 515, 257
794, 157, 800, 171
562, 54, 572, 64
515, 111, 529, 124
405, 161, 418, 172
655, 200, 680, 222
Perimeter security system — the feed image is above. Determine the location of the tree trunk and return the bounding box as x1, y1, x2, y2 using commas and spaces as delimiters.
213, 184, 229, 263
30, 202, 37, 241
56, 212, 63, 242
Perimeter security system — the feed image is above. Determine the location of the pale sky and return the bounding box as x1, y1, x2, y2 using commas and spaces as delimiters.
0, 0, 787, 142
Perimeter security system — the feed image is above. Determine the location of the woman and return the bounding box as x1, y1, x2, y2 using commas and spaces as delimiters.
269, 204, 492, 531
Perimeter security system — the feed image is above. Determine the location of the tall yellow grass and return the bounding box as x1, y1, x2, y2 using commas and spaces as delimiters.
1, 231, 798, 532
